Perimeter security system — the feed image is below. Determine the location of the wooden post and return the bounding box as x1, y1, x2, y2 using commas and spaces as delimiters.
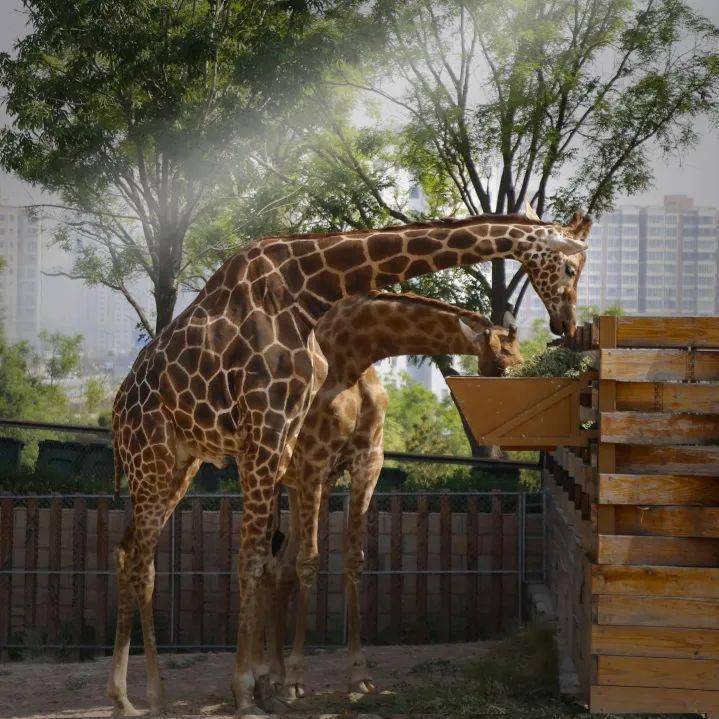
191, 499, 204, 646
96, 498, 109, 652
316, 496, 329, 644
466, 496, 479, 641
24, 498, 38, 631
439, 495, 451, 642
491, 492, 504, 636
364, 498, 378, 644
72, 499, 87, 658
597, 316, 618, 541
47, 498, 61, 644
0, 498, 13, 661
390, 494, 403, 642
415, 495, 428, 643
218, 498, 232, 646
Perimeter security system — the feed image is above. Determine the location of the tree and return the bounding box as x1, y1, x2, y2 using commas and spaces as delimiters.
84, 376, 109, 417
0, 330, 72, 422
0, 0, 377, 335
382, 371, 471, 486
321, 0, 718, 324
38, 330, 82, 385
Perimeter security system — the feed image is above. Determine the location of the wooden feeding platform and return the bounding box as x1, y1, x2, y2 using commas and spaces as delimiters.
447, 315, 719, 717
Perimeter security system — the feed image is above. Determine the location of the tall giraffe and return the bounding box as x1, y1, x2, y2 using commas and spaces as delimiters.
265, 291, 522, 699
108, 210, 590, 717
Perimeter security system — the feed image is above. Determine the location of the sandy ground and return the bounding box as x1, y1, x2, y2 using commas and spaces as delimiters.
0, 642, 491, 719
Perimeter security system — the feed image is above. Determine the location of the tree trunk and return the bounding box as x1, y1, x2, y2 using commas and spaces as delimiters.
490, 259, 507, 324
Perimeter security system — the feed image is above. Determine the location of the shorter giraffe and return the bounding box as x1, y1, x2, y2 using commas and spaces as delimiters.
266, 291, 522, 698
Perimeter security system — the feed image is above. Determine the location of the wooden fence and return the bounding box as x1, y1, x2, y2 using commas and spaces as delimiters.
546, 316, 719, 716
0, 491, 543, 658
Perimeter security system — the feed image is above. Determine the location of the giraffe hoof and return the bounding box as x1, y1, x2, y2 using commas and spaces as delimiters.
260, 695, 291, 714
110, 704, 143, 718
350, 678, 377, 694
281, 681, 306, 700
235, 704, 267, 719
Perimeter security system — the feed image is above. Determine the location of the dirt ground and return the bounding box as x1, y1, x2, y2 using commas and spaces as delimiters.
0, 642, 491, 719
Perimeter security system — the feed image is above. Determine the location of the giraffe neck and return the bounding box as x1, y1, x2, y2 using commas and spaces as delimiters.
316, 293, 494, 387
294, 215, 542, 319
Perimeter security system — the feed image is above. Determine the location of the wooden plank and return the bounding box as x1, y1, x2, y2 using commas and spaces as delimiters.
597, 654, 719, 690
72, 499, 87, 659
415, 495, 428, 643
616, 316, 719, 348
599, 473, 719, 505
593, 624, 719, 660
591, 684, 719, 714
439, 495, 451, 642
615, 505, 719, 538
616, 381, 719, 413
364, 498, 378, 644
598, 534, 719, 567
465, 496, 478, 641
597, 594, 719, 629
490, 493, 503, 637
24, 498, 38, 630
47, 498, 62, 644
592, 564, 719, 599
0, 498, 13, 661
601, 411, 719, 445
191, 499, 203, 646
601, 348, 719, 381
96, 498, 109, 651
390, 495, 402, 642
218, 498, 232, 645
617, 444, 719, 476
316, 495, 329, 644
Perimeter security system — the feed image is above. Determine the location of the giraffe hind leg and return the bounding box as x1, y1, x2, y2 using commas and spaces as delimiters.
107, 525, 142, 717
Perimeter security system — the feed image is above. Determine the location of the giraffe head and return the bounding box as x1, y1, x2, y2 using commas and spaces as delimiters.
459, 319, 523, 377
520, 202, 592, 336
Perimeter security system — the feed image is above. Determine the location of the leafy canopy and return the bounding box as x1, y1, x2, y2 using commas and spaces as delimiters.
0, 0, 378, 333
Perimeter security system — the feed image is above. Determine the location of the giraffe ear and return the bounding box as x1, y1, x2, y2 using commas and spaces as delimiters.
523, 200, 540, 222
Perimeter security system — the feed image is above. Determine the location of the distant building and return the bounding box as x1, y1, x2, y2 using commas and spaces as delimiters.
0, 203, 42, 344
521, 195, 718, 330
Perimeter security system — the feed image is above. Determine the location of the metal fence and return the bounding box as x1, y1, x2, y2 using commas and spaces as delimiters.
0, 419, 543, 657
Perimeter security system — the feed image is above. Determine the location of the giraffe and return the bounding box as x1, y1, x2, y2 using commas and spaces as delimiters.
263, 291, 522, 700
108, 209, 590, 717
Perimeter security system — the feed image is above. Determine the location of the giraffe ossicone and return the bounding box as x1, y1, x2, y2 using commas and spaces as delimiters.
108, 211, 589, 717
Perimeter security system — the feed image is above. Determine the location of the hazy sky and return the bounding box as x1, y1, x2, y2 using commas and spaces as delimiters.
0, 0, 717, 209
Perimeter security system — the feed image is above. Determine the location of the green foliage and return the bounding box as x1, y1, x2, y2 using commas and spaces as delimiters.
38, 331, 82, 385
519, 318, 554, 362
382, 372, 471, 487
578, 303, 625, 323
0, 331, 71, 423
510, 347, 596, 379
83, 377, 109, 417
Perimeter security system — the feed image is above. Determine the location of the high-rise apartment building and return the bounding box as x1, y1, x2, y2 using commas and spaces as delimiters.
522, 195, 718, 329
0, 204, 42, 344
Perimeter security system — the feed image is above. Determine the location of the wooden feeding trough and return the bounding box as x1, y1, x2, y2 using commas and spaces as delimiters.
449, 315, 719, 717
447, 374, 595, 448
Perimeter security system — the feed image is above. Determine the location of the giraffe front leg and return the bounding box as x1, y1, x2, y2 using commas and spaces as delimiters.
345, 449, 383, 695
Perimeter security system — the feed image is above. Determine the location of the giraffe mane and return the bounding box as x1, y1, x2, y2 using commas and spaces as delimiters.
368, 290, 495, 327
263, 213, 555, 243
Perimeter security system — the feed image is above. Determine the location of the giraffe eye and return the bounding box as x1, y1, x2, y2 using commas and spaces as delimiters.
565, 264, 576, 278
